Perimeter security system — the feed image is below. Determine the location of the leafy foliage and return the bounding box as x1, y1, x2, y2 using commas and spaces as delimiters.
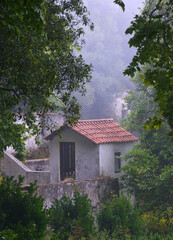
142, 207, 173, 235
0, 0, 47, 36
0, 229, 18, 240
121, 0, 173, 133
113, 0, 125, 11
49, 189, 95, 240
121, 68, 173, 211
0, 176, 172, 240
121, 146, 173, 211
97, 194, 143, 239
0, 0, 93, 156
0, 176, 47, 240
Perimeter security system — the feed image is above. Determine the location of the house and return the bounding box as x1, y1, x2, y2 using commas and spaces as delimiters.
0, 118, 137, 206
45, 118, 138, 183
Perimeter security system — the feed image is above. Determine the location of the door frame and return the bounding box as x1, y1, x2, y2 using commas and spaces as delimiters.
59, 141, 76, 181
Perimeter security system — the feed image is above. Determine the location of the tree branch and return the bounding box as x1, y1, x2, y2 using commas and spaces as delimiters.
0, 87, 20, 98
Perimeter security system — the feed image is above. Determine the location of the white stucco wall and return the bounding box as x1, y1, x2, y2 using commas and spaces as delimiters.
0, 152, 50, 184
49, 127, 100, 183
99, 142, 136, 178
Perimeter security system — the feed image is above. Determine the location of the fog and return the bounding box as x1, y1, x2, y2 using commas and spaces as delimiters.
75, 0, 143, 122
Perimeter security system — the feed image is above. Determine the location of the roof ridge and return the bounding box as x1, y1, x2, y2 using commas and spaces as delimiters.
78, 118, 114, 122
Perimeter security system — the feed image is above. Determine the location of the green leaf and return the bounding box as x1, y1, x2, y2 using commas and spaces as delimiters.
114, 0, 125, 12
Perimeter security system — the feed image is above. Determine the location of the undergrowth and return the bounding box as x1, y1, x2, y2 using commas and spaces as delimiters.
0, 176, 172, 240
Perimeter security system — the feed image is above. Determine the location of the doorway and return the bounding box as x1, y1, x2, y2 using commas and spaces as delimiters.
60, 142, 75, 180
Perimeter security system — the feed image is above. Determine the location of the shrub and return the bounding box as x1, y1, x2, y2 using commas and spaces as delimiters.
24, 142, 49, 160
97, 194, 144, 239
0, 229, 17, 240
142, 207, 173, 235
0, 176, 47, 240
14, 142, 49, 161
49, 189, 95, 240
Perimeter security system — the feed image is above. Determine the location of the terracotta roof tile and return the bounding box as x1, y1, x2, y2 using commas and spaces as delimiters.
45, 118, 138, 144
69, 118, 138, 144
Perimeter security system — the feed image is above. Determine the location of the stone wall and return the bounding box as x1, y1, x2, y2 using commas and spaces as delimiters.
0, 152, 50, 184
25, 158, 50, 171
0, 153, 120, 208
48, 127, 100, 183
37, 177, 119, 209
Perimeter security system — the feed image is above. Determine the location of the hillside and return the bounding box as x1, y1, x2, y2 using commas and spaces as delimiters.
75, 0, 143, 121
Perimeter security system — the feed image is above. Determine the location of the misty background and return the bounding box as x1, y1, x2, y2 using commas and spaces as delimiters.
75, 0, 143, 122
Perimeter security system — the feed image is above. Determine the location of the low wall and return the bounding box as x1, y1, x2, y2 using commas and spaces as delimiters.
25, 158, 50, 171
0, 152, 50, 184
0, 153, 119, 208
37, 177, 119, 208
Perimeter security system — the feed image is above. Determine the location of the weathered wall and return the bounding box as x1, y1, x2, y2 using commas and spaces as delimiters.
26, 171, 50, 184
37, 177, 119, 209
0, 152, 50, 184
1, 152, 30, 182
49, 127, 100, 183
99, 142, 136, 178
48, 127, 137, 183
25, 158, 50, 171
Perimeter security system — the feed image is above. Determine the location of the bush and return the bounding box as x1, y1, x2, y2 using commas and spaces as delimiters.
49, 189, 95, 240
0, 229, 17, 240
24, 142, 49, 160
142, 207, 173, 235
14, 142, 49, 161
97, 194, 144, 239
0, 176, 47, 240
67, 231, 173, 240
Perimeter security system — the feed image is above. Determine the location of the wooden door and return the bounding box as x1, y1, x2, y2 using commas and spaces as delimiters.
60, 142, 75, 181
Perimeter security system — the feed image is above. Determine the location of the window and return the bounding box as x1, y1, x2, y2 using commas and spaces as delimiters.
114, 152, 121, 172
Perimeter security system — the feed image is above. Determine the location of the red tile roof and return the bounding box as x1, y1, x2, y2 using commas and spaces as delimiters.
45, 118, 138, 144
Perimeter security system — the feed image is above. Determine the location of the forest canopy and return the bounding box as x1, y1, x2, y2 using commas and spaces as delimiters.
0, 0, 93, 156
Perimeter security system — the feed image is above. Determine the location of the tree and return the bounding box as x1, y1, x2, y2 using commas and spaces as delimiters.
0, 0, 93, 156
0, 0, 47, 36
115, 0, 173, 134
0, 176, 47, 240
120, 69, 173, 211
